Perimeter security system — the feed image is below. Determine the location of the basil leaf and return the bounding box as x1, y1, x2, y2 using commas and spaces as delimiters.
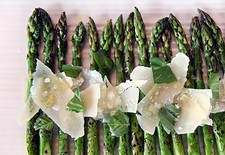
139, 88, 146, 101
93, 49, 114, 75
151, 57, 177, 84
158, 103, 180, 134
62, 64, 82, 78
33, 114, 53, 131
66, 88, 86, 113
208, 73, 220, 101
108, 110, 129, 137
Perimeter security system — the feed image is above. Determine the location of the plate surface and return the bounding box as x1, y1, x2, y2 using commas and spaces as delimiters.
1, 0, 225, 154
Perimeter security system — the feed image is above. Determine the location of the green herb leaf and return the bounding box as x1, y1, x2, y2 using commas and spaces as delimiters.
93, 49, 114, 75
62, 64, 82, 78
33, 114, 53, 131
158, 103, 180, 134
139, 88, 146, 101
66, 88, 86, 113
208, 73, 220, 101
108, 110, 129, 137
151, 57, 177, 84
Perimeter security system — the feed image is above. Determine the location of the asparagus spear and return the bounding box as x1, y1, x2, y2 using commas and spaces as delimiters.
100, 19, 116, 155
124, 12, 135, 77
113, 14, 130, 155
168, 13, 195, 88
161, 25, 172, 62
198, 9, 225, 70
134, 7, 149, 67
26, 8, 41, 155
72, 22, 86, 155
201, 22, 218, 155
132, 7, 150, 155
149, 17, 169, 58
150, 20, 173, 155
160, 25, 185, 155
199, 11, 225, 154
186, 16, 202, 155
56, 12, 70, 155
38, 8, 55, 155
148, 17, 173, 155
87, 17, 100, 155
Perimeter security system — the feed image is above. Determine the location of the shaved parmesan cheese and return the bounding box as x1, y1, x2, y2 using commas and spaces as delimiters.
19, 96, 39, 124
120, 87, 139, 113
130, 66, 154, 94
136, 114, 159, 135
174, 90, 212, 134
80, 69, 103, 90
97, 78, 121, 119
30, 60, 84, 139
168, 53, 189, 85
116, 80, 147, 94
81, 83, 100, 117
136, 53, 189, 134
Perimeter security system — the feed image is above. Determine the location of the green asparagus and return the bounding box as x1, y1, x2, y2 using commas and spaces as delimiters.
201, 21, 218, 155
133, 7, 151, 155
26, 8, 41, 155
38, 8, 55, 155
160, 24, 184, 155
149, 17, 169, 59
134, 7, 149, 67
148, 17, 173, 155
113, 14, 130, 155
161, 25, 172, 62
150, 20, 173, 155
124, 12, 135, 77
198, 9, 225, 70
169, 13, 195, 89
199, 11, 225, 154
101, 19, 115, 155
72, 21, 86, 155
56, 12, 70, 155
87, 17, 100, 155
186, 16, 202, 155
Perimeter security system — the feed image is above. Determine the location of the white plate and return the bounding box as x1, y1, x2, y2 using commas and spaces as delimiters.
1, 0, 225, 154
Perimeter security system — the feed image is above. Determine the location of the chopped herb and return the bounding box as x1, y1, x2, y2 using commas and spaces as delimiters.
62, 64, 82, 78
158, 103, 180, 133
66, 88, 86, 113
108, 110, 129, 137
33, 114, 54, 131
93, 49, 114, 75
151, 57, 177, 84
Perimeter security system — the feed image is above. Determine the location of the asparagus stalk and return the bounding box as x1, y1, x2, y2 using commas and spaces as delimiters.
149, 17, 169, 58
132, 7, 150, 155
160, 25, 185, 155
199, 11, 225, 154
134, 7, 149, 67
124, 12, 135, 77
168, 13, 195, 88
198, 9, 225, 70
150, 19, 173, 155
113, 14, 131, 155
201, 22, 218, 155
26, 8, 41, 155
100, 19, 116, 155
38, 8, 55, 155
186, 16, 202, 155
161, 25, 172, 62
72, 22, 86, 155
87, 17, 100, 155
56, 12, 70, 155
148, 17, 173, 155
